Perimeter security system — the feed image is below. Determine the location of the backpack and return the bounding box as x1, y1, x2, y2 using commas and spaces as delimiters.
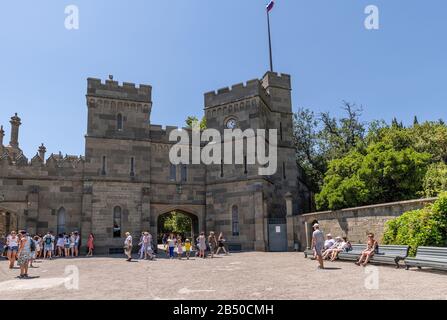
29, 238, 36, 252
45, 237, 52, 245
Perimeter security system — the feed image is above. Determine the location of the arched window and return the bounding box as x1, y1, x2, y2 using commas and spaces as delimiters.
232, 205, 239, 236
117, 113, 123, 131
280, 122, 283, 141
181, 165, 187, 182
169, 164, 177, 181
113, 206, 122, 238
130, 157, 135, 177
101, 156, 107, 176
57, 207, 66, 234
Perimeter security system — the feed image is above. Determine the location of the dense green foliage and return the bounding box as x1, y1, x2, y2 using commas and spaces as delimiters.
423, 162, 447, 197
293, 105, 447, 210
293, 103, 365, 192
315, 142, 431, 210
161, 211, 192, 235
383, 193, 447, 255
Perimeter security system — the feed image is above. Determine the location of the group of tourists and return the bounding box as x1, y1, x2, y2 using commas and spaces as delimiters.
123, 231, 156, 262
1, 230, 95, 278
1, 228, 232, 277
121, 231, 229, 262
311, 223, 378, 269
161, 231, 229, 260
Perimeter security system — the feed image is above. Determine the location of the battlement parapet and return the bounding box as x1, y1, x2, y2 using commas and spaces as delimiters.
205, 78, 269, 109
149, 124, 195, 144
261, 71, 291, 90
87, 77, 152, 103
0, 152, 85, 180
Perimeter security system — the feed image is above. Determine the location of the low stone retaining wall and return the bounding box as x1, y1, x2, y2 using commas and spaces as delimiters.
292, 198, 437, 250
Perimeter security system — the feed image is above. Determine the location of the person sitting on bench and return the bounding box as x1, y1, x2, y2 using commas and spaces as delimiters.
329, 237, 351, 261
355, 233, 378, 267
322, 237, 342, 260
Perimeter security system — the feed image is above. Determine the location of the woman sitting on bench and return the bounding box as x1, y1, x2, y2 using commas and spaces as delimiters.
329, 237, 351, 262
355, 233, 378, 267
322, 237, 342, 260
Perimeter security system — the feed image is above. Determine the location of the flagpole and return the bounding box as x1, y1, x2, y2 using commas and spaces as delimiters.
267, 9, 274, 72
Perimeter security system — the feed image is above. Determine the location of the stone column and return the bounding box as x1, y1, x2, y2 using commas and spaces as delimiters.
285, 192, 296, 251
81, 182, 93, 252
254, 190, 267, 251
9, 113, 21, 148
0, 125, 4, 148
304, 221, 310, 249
141, 186, 151, 231
26, 187, 39, 235
38, 144, 46, 161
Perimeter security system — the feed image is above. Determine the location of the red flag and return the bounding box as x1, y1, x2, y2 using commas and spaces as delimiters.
266, 0, 275, 13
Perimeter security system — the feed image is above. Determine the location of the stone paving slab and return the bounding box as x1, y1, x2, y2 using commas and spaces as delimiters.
0, 253, 446, 300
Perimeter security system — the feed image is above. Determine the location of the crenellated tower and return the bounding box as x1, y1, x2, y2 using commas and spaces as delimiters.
84, 75, 152, 179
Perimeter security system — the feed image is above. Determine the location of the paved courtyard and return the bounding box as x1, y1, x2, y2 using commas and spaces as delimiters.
0, 252, 446, 300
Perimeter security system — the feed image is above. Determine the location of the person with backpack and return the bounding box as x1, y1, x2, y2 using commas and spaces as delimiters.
28, 234, 37, 268
43, 231, 55, 260
17, 230, 33, 279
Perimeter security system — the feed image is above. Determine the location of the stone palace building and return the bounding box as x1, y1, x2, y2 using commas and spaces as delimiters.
0, 71, 311, 253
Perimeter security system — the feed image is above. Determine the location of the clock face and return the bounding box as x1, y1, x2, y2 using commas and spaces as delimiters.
226, 118, 237, 129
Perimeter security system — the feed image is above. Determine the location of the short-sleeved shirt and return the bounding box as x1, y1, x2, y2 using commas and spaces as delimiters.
124, 236, 132, 247
7, 235, 18, 247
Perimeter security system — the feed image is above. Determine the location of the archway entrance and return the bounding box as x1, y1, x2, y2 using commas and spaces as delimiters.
157, 210, 199, 244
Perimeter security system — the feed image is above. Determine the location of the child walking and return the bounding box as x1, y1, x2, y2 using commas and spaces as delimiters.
177, 236, 183, 260
185, 239, 192, 260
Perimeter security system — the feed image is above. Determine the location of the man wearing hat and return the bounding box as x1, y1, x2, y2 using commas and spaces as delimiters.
324, 234, 335, 250
311, 224, 325, 270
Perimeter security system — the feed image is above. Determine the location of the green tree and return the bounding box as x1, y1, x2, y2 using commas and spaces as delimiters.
293, 102, 366, 193
163, 211, 192, 235
316, 142, 431, 210
410, 121, 447, 163
413, 116, 419, 126
185, 116, 207, 130
383, 193, 447, 255
422, 162, 447, 197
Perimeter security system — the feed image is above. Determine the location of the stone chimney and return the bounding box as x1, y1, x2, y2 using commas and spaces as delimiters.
38, 143, 46, 161
9, 113, 21, 148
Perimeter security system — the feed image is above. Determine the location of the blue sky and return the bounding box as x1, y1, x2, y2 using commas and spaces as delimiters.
0, 0, 446, 157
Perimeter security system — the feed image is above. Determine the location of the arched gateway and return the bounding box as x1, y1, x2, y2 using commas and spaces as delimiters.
150, 205, 205, 249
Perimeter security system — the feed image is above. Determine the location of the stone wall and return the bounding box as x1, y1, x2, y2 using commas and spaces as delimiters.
293, 198, 437, 250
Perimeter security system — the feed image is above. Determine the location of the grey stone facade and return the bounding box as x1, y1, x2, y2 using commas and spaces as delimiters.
0, 71, 311, 253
